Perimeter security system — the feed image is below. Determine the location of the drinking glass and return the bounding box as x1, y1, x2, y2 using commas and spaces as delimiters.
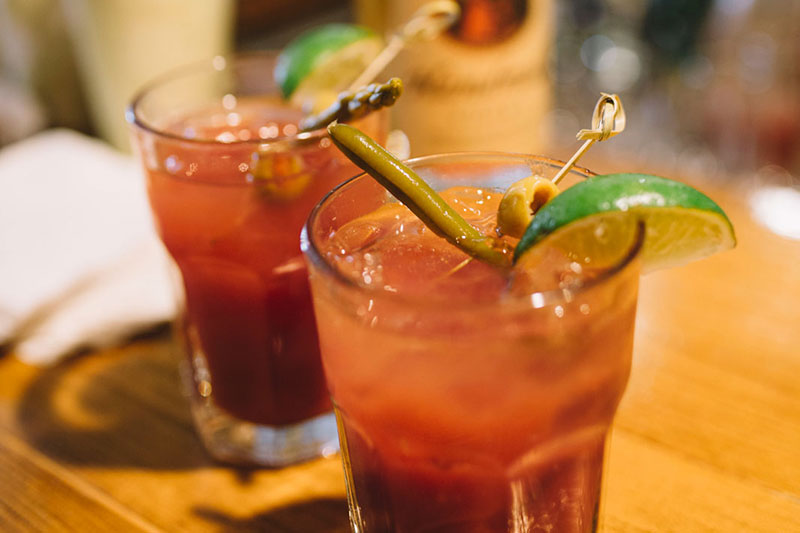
128, 53, 388, 466
302, 153, 643, 531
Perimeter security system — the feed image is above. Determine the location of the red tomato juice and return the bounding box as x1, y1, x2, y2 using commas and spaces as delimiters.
136, 101, 385, 426
305, 172, 640, 532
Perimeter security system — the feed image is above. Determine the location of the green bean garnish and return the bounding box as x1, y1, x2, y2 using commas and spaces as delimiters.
299, 78, 403, 132
327, 122, 512, 267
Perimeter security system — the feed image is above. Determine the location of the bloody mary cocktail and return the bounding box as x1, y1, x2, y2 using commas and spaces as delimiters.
302, 153, 642, 532
128, 54, 387, 465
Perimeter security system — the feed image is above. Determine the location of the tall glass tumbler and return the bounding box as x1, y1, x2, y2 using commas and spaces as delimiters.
302, 153, 643, 531
128, 53, 388, 466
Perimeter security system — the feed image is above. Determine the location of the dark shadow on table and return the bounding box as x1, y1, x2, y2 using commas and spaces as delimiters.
14, 326, 212, 470
193, 497, 350, 533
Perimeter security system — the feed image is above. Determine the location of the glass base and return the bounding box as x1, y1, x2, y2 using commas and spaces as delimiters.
180, 360, 339, 467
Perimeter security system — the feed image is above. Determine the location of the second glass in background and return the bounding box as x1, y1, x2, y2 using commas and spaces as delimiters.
128, 53, 388, 466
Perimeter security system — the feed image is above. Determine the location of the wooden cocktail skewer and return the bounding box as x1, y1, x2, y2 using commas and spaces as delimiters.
495, 94, 626, 238
323, 96, 628, 268
552, 93, 626, 185
298, 2, 458, 132
347, 1, 460, 92
298, 3, 458, 133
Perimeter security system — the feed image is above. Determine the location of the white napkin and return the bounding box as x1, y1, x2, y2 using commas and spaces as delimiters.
0, 129, 176, 365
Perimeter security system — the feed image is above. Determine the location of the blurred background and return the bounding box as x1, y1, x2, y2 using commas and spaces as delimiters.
1, 0, 798, 185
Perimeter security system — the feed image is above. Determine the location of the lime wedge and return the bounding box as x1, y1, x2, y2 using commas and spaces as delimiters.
514, 173, 736, 273
274, 24, 383, 108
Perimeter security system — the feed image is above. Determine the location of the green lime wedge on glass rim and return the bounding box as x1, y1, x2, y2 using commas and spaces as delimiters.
274, 23, 383, 108
326, 123, 736, 275
513, 173, 736, 273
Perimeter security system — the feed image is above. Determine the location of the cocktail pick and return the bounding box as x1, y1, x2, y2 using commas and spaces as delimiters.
551, 93, 626, 185
347, 1, 460, 92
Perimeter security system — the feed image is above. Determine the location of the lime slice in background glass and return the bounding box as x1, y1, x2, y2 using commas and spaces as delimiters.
274, 23, 383, 109
514, 173, 736, 273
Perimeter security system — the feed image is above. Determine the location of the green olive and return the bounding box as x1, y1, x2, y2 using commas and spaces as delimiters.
497, 176, 560, 238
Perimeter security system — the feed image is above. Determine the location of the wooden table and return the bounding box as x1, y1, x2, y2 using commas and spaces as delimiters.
1, 173, 798, 532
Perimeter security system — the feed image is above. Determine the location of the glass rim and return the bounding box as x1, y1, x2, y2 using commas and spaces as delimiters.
301, 151, 645, 310
126, 51, 331, 146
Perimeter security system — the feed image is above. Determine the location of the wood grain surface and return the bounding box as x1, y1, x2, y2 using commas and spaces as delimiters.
0, 173, 798, 532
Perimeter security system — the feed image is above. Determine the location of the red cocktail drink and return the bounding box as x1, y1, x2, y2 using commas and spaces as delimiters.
302, 154, 642, 531
129, 54, 387, 465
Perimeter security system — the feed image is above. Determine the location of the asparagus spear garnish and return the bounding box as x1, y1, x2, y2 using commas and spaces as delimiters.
299, 78, 403, 132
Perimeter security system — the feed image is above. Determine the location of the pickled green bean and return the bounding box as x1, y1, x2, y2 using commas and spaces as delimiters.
327, 122, 511, 267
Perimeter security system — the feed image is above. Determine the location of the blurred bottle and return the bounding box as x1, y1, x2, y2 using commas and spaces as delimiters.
355, 0, 554, 156
692, 0, 800, 175
61, 0, 235, 152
